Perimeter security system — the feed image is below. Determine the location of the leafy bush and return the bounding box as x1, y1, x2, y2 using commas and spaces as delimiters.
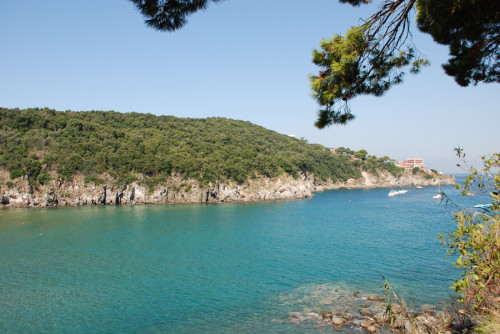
42, 155, 54, 167
37, 172, 51, 185
9, 169, 23, 179
359, 155, 402, 176
440, 149, 500, 321
118, 173, 137, 185
84, 175, 104, 185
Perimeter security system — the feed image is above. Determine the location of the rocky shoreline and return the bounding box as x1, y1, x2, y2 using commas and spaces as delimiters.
277, 283, 451, 334
0, 169, 455, 208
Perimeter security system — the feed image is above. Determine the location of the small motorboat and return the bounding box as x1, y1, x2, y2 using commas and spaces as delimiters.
473, 204, 492, 209
388, 189, 408, 197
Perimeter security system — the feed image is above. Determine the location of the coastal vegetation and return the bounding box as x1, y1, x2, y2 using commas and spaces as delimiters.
378, 152, 500, 334
1, 1, 497, 332
440, 151, 500, 332
0, 107, 407, 190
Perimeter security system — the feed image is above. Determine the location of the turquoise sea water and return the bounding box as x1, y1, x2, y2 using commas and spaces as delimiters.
0, 177, 485, 333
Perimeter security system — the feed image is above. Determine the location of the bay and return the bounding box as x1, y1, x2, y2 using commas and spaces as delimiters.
0, 176, 483, 333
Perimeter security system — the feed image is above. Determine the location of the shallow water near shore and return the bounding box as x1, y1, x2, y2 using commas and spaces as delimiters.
0, 177, 484, 333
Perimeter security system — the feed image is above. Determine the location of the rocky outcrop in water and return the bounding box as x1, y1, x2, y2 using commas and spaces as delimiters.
277, 283, 449, 334
0, 169, 455, 208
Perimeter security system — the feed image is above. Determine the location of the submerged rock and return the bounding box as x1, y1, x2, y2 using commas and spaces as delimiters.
375, 314, 387, 324
360, 318, 376, 327
361, 309, 374, 316
367, 294, 385, 301
279, 282, 445, 334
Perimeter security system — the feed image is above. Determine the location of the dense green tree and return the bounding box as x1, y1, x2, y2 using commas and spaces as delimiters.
416, 0, 500, 86
312, 0, 499, 127
354, 149, 368, 160
129, 0, 221, 31
0, 108, 407, 187
310, 24, 427, 128
335, 147, 355, 155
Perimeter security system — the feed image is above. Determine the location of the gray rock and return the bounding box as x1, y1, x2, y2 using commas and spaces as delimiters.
367, 294, 385, 301
321, 311, 333, 320
0, 169, 456, 208
361, 309, 374, 316
361, 318, 375, 328
404, 320, 416, 333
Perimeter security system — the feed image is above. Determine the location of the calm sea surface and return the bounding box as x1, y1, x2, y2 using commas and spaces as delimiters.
0, 176, 486, 333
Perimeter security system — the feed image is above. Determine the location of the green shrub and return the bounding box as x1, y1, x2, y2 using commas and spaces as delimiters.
37, 173, 51, 185
123, 174, 137, 185
440, 150, 500, 313
42, 155, 54, 167
9, 169, 23, 179
84, 175, 104, 185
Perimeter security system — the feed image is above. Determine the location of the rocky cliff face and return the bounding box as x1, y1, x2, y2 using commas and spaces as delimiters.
0, 169, 455, 208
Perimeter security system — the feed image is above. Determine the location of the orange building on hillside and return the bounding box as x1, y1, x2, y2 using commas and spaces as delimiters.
396, 158, 427, 171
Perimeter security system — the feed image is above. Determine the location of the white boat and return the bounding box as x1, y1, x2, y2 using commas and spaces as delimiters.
433, 182, 443, 199
416, 186, 423, 189
388, 189, 408, 197
474, 204, 492, 209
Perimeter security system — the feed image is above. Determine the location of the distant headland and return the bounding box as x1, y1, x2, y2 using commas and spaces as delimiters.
0, 108, 454, 208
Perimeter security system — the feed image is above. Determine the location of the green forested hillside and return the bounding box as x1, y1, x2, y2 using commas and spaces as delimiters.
0, 108, 399, 188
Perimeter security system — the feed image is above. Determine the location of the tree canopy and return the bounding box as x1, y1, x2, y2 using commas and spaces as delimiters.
129, 0, 221, 31
0, 108, 410, 190
311, 0, 499, 128
1, 108, 407, 190
130, 0, 500, 128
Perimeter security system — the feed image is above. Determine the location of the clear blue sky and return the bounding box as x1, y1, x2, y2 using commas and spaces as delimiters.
1, 0, 498, 173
